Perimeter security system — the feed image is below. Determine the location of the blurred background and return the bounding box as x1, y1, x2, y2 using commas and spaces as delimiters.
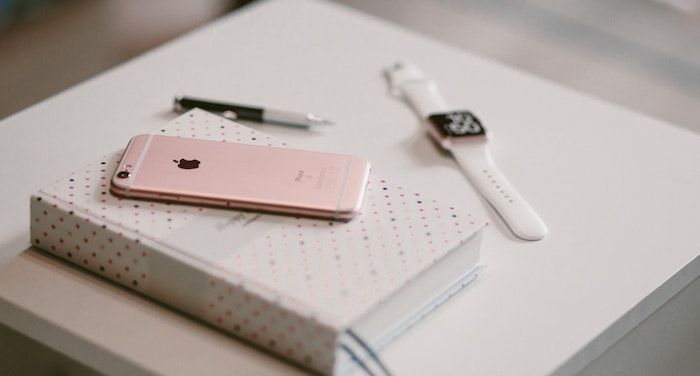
1, 0, 699, 134
1, 0, 699, 373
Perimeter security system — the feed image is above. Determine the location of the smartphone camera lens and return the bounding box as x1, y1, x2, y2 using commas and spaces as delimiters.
117, 171, 131, 179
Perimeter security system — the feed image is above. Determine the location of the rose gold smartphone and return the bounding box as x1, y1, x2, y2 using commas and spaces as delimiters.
110, 134, 370, 220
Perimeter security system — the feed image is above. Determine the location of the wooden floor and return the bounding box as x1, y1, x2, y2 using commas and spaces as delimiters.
0, 0, 236, 120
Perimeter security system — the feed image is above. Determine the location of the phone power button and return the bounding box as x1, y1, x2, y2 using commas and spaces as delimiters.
158, 194, 179, 201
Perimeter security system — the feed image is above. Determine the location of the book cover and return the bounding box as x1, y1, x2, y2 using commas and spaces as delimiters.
29, 109, 486, 374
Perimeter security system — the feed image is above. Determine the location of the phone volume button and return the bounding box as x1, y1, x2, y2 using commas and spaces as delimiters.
158, 194, 179, 201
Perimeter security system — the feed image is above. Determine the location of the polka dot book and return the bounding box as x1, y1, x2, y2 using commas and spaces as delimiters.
29, 109, 486, 375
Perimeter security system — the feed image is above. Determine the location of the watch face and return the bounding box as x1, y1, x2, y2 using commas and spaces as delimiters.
428, 111, 486, 138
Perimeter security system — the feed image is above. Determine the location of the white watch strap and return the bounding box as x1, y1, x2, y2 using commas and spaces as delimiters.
386, 62, 448, 118
386, 62, 547, 240
450, 144, 547, 240
401, 81, 448, 118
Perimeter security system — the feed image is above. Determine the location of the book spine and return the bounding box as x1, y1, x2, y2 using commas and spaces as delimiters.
30, 194, 338, 374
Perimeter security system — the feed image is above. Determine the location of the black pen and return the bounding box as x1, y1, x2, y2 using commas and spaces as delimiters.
173, 95, 333, 128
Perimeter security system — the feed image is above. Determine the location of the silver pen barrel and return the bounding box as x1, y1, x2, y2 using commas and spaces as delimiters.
263, 109, 333, 127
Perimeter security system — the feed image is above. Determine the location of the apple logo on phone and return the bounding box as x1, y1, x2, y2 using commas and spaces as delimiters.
173, 158, 201, 169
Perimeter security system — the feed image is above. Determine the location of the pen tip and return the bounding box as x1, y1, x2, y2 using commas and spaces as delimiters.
306, 113, 334, 125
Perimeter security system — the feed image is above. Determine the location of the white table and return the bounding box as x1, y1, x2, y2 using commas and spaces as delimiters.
1, 0, 698, 374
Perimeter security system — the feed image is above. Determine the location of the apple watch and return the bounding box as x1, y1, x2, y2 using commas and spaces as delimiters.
385, 62, 547, 241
